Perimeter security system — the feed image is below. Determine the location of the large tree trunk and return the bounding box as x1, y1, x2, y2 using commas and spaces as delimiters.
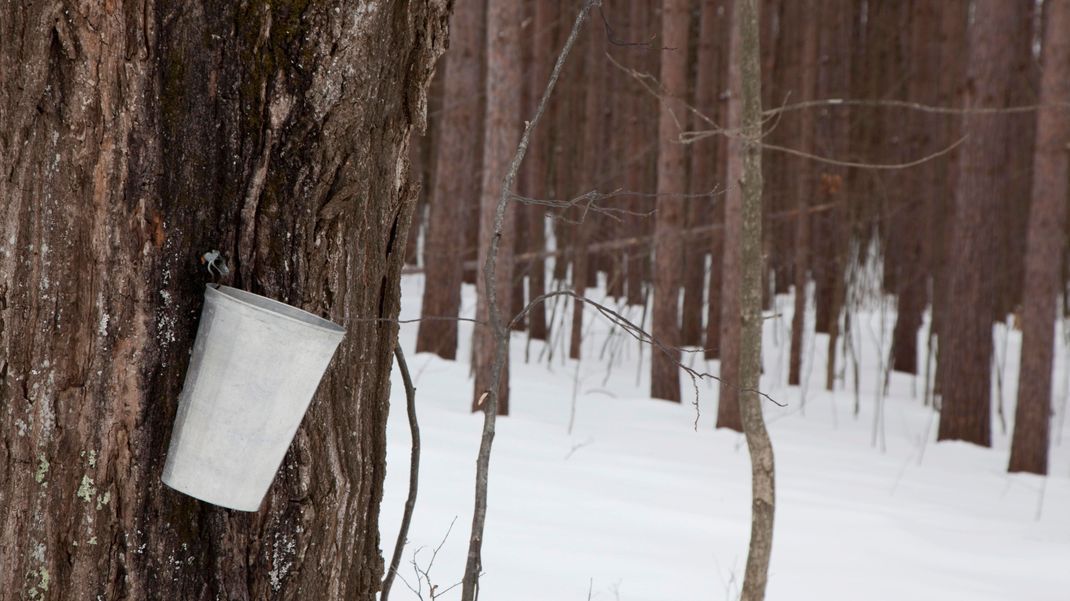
417, 0, 485, 360
650, 0, 691, 403
1009, 0, 1070, 475
938, 0, 1029, 446
0, 1, 447, 600
472, 0, 521, 415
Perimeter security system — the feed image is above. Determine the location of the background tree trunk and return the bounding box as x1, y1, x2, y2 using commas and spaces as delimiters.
521, 0, 558, 342
938, 0, 1029, 446
717, 0, 744, 431
622, 0, 654, 306
997, 1, 1040, 321
787, 0, 818, 388
763, 0, 794, 306
569, 21, 605, 361
928, 0, 970, 393
815, 0, 852, 391
1009, 0, 1070, 475
696, 0, 730, 361
417, 0, 486, 360
472, 0, 521, 415
891, 1, 939, 376
650, 0, 691, 402
0, 1, 448, 599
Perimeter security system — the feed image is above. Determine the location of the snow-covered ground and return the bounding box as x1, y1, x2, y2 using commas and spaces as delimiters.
379, 274, 1070, 600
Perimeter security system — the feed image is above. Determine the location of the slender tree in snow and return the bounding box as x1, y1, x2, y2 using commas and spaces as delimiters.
734, 0, 776, 598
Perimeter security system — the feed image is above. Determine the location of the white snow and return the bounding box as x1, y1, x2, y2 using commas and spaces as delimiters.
379, 274, 1070, 600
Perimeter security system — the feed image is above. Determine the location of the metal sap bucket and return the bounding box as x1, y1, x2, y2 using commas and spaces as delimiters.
162, 284, 345, 511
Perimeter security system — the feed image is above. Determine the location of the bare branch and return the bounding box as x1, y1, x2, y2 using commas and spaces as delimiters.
403, 517, 461, 601
510, 187, 718, 222
381, 343, 421, 601
512, 290, 788, 419
760, 135, 967, 170
610, 45, 971, 171
763, 97, 1070, 117
461, 2, 601, 599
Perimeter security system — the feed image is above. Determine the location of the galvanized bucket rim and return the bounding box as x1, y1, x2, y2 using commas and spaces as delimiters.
207, 284, 345, 336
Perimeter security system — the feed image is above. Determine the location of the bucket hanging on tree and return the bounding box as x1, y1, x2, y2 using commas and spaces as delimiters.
162, 284, 345, 511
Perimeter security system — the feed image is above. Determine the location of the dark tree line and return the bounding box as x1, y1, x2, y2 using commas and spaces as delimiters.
412, 0, 1069, 477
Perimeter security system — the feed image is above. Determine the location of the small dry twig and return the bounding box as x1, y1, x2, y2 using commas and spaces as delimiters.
461, 2, 601, 599
399, 517, 463, 601
382, 343, 421, 601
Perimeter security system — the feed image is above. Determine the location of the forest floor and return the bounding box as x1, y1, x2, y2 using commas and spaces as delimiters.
379, 274, 1070, 600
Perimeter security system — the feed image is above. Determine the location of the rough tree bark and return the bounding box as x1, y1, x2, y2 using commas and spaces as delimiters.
938, 0, 1029, 446
717, 0, 744, 431
0, 1, 448, 600
1009, 0, 1070, 475
472, 0, 521, 415
417, 0, 486, 360
650, 0, 691, 403
734, 0, 776, 598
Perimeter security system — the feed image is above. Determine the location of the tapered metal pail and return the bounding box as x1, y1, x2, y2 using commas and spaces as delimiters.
162, 284, 345, 511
